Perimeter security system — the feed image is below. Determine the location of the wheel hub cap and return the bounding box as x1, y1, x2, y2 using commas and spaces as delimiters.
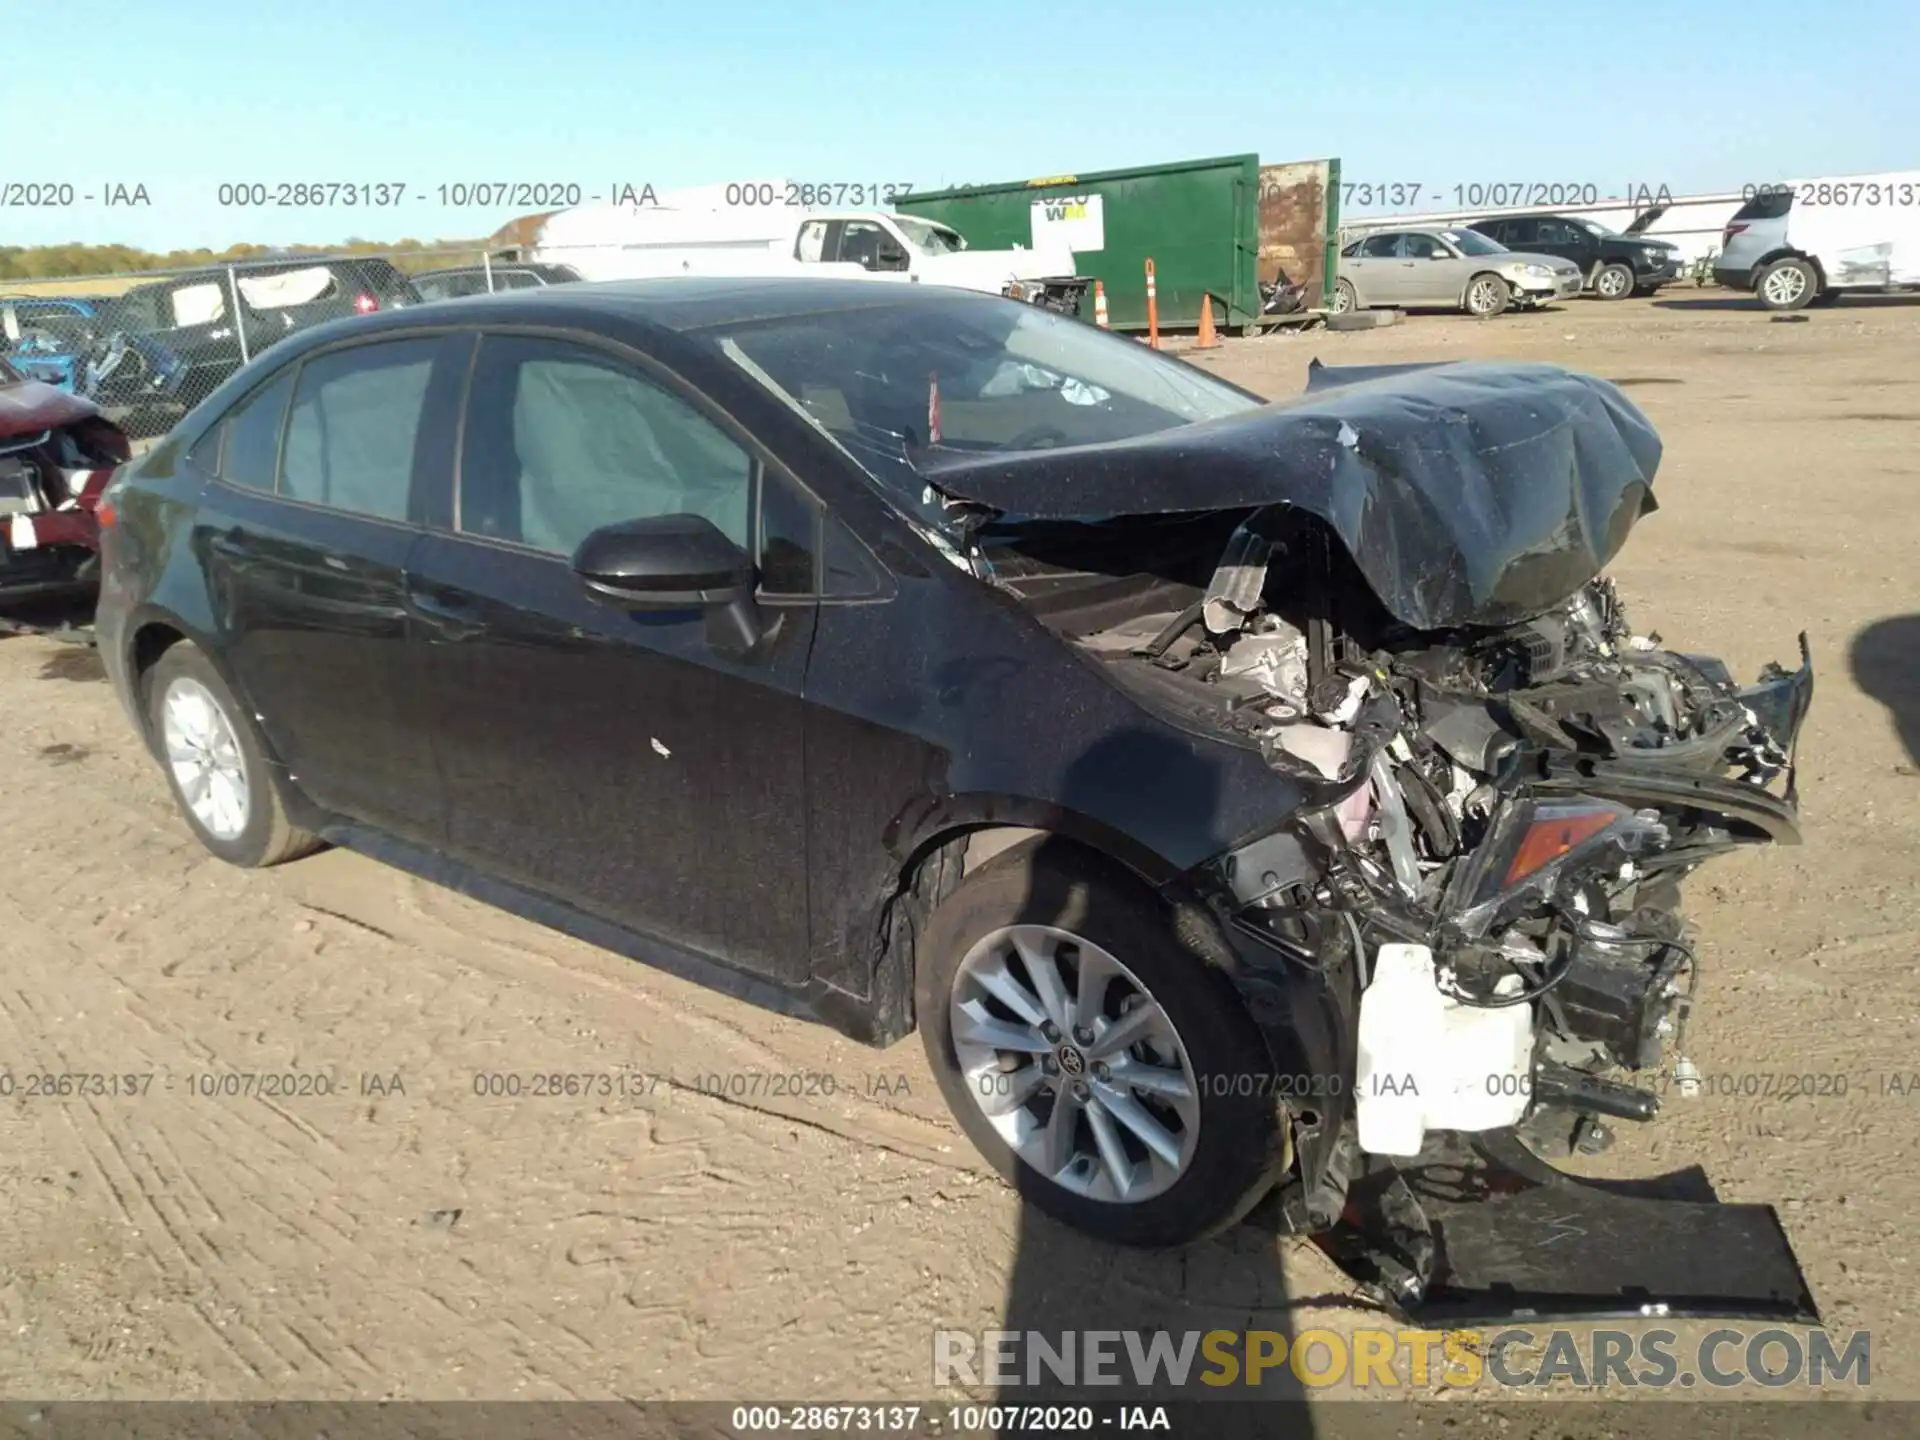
161, 677, 250, 841
950, 924, 1200, 1204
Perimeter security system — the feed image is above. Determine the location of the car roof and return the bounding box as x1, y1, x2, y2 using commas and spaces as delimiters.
398, 275, 993, 332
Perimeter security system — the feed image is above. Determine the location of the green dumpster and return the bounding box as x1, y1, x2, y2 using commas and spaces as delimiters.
896, 154, 1264, 332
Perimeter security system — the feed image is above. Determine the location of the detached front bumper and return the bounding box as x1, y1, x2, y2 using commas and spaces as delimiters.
1513, 274, 1584, 304
1326, 1130, 1820, 1324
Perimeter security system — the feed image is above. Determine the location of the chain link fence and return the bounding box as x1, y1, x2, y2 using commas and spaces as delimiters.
2, 244, 565, 439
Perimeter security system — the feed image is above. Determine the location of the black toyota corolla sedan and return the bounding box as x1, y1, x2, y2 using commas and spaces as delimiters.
96, 277, 1819, 1320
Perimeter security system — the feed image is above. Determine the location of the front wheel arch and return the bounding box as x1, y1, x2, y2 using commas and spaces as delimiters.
869, 821, 1178, 1043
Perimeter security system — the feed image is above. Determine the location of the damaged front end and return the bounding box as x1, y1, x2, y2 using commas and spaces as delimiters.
926, 359, 1819, 1324
0, 369, 131, 610
1186, 566, 1816, 1322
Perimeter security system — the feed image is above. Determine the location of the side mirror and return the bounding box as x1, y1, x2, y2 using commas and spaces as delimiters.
571, 514, 770, 654
572, 513, 753, 606
875, 243, 909, 271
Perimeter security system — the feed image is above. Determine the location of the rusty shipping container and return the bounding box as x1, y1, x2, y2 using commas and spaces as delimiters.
1257, 158, 1341, 310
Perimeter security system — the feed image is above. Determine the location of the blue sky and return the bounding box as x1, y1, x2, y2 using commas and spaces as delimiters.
7, 0, 1917, 252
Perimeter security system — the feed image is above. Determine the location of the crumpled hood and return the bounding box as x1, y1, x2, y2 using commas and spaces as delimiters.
0, 377, 101, 439
922, 359, 1662, 631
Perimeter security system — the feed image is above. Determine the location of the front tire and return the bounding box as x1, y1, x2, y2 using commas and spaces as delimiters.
1757, 256, 1819, 311
1594, 262, 1635, 300
1464, 273, 1510, 317
145, 643, 319, 869
916, 840, 1283, 1246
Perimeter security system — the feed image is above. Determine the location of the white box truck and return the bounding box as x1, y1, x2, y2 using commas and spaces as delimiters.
530, 194, 1091, 314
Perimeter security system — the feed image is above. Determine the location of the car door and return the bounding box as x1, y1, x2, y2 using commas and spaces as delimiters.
190, 332, 465, 843
1497, 217, 1542, 262
403, 329, 819, 984
1395, 232, 1465, 304
1529, 218, 1589, 272
1346, 232, 1407, 303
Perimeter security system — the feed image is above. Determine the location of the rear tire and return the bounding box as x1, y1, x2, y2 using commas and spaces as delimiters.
1757, 256, 1819, 312
145, 643, 319, 869
1331, 278, 1358, 314
916, 840, 1283, 1247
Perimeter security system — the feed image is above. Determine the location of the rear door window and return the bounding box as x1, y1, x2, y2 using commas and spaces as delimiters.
1732, 190, 1795, 222
281, 338, 440, 522
206, 367, 298, 490
1358, 234, 1401, 258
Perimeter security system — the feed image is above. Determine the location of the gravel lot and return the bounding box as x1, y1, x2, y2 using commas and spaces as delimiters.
3, 290, 1917, 1409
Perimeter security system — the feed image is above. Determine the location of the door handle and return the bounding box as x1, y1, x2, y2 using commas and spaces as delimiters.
208, 528, 253, 560
409, 588, 488, 642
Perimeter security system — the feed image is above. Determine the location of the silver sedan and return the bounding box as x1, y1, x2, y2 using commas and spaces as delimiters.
1331, 226, 1584, 317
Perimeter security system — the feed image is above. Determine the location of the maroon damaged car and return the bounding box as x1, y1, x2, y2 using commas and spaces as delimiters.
0, 356, 132, 607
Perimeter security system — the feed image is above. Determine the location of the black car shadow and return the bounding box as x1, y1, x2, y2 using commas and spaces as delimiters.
992, 731, 1314, 1428
1851, 615, 1920, 767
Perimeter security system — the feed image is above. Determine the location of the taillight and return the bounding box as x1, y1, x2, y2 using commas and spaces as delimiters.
353, 293, 379, 315
96, 500, 117, 530
1724, 222, 1749, 242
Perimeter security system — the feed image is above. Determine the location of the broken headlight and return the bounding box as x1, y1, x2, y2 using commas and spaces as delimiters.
1442, 796, 1668, 940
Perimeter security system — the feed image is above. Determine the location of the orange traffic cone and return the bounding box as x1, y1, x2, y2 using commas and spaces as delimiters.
1144, 258, 1161, 349
1093, 281, 1110, 329
1196, 292, 1219, 349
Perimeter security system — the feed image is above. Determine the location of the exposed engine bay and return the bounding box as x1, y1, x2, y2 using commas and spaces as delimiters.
977, 499, 1812, 1171
924, 358, 1819, 1319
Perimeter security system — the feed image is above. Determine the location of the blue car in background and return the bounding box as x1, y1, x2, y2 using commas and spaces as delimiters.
0, 297, 110, 391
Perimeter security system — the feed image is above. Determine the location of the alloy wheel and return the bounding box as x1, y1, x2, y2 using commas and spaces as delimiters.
161, 676, 251, 841
1468, 278, 1503, 314
1762, 264, 1808, 307
1597, 266, 1632, 298
949, 924, 1201, 1204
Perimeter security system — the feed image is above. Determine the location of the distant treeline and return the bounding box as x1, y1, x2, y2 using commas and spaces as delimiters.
0, 237, 492, 281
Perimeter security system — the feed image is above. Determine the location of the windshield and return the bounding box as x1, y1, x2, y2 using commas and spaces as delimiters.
702, 293, 1263, 513
893, 217, 965, 255
1443, 229, 1506, 256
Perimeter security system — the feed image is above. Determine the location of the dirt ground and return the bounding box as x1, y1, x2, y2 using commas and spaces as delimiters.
3, 289, 1917, 1411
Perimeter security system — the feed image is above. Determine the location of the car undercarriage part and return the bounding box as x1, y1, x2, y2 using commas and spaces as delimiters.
1320, 1130, 1820, 1324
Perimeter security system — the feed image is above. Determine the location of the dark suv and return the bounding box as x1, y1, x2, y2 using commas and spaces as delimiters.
1467, 214, 1681, 300
80, 257, 421, 435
